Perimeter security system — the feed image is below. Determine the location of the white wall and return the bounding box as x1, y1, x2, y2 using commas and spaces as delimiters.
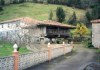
92, 23, 100, 48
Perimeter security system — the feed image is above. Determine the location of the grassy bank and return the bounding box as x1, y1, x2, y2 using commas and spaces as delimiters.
0, 3, 85, 22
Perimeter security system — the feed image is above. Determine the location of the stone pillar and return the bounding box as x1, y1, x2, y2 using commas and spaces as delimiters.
63, 42, 66, 55
48, 42, 52, 61
71, 41, 74, 48
13, 44, 19, 70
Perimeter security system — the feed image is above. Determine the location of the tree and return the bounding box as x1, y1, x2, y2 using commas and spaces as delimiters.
13, 0, 19, 4
19, 0, 25, 3
85, 11, 92, 27
56, 7, 66, 23
49, 10, 53, 20
0, 6, 3, 11
68, 12, 77, 25
91, 5, 100, 19
75, 0, 82, 8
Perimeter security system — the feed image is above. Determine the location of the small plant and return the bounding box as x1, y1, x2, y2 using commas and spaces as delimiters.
49, 10, 53, 20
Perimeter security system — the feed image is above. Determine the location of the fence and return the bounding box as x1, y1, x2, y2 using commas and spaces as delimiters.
0, 42, 73, 70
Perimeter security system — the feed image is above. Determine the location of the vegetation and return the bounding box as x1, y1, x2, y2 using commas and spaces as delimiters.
56, 7, 66, 23
85, 11, 92, 27
0, 42, 29, 57
0, 3, 85, 22
0, 6, 3, 11
68, 12, 77, 25
49, 10, 53, 20
0, 0, 99, 9
96, 49, 100, 53
0, 0, 5, 6
71, 23, 89, 42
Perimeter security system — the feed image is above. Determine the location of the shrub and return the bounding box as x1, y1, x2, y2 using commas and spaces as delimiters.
49, 10, 53, 20
83, 38, 94, 48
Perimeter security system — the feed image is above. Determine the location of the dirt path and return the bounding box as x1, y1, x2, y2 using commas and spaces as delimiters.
25, 46, 100, 70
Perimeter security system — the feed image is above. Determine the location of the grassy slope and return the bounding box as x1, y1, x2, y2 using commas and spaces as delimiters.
0, 42, 29, 57
0, 3, 86, 22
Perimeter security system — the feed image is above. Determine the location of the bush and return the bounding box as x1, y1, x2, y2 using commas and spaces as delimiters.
49, 10, 53, 20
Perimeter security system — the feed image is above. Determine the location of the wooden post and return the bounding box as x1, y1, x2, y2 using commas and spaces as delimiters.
48, 42, 52, 61
13, 44, 19, 70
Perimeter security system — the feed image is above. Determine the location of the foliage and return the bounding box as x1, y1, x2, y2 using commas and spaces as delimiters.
67, 0, 82, 8
49, 10, 53, 20
83, 38, 94, 48
96, 49, 100, 53
13, 0, 19, 4
0, 0, 99, 9
91, 5, 100, 19
68, 12, 77, 25
0, 6, 3, 11
43, 0, 48, 4
56, 7, 66, 23
75, 23, 89, 37
85, 2, 100, 27
85, 11, 92, 27
86, 1, 100, 20
0, 0, 5, 6
32, 0, 38, 3
71, 23, 89, 42
19, 0, 25, 3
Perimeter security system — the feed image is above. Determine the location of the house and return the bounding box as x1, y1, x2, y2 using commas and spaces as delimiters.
91, 19, 100, 48
0, 17, 75, 46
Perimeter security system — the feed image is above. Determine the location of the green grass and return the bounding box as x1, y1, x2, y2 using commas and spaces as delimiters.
95, 49, 100, 53
0, 3, 86, 22
0, 42, 29, 57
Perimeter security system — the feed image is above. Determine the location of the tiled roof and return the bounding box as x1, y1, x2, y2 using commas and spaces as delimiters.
91, 19, 100, 23
39, 20, 76, 28
0, 17, 76, 28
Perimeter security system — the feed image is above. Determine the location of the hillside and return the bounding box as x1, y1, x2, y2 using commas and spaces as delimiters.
0, 3, 86, 22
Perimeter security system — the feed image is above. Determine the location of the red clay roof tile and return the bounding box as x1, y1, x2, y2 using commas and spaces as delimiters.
0, 17, 76, 28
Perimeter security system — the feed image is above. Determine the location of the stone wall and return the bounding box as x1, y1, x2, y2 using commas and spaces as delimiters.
0, 44, 73, 70
0, 56, 14, 70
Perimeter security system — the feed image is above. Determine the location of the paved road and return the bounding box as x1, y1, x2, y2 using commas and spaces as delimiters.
25, 46, 100, 70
